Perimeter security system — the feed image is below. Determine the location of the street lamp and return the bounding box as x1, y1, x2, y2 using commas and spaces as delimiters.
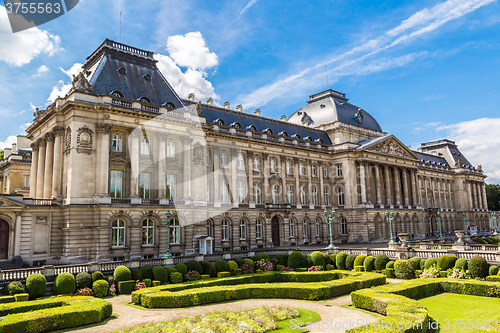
463, 211, 469, 238
437, 210, 445, 241
385, 210, 395, 244
493, 212, 498, 236
324, 209, 336, 249
164, 210, 173, 258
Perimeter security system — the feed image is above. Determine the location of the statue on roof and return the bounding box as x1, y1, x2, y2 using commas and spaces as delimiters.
71, 72, 93, 93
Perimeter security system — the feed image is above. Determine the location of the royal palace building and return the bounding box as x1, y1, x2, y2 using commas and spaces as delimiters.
0, 39, 491, 265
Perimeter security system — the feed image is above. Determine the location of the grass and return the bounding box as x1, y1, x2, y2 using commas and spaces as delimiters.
419, 293, 500, 332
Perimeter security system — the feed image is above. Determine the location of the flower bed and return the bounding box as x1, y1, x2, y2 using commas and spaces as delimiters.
0, 296, 112, 332
132, 270, 385, 308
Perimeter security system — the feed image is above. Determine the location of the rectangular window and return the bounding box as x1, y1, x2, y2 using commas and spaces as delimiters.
303, 220, 308, 237
340, 218, 347, 235
300, 187, 306, 205
110, 170, 122, 198
254, 157, 260, 171
323, 166, 328, 178
271, 159, 277, 173
287, 185, 293, 204
238, 182, 246, 204
111, 134, 123, 152
166, 141, 175, 157
221, 181, 228, 203
222, 221, 229, 241
166, 174, 176, 200
23, 176, 30, 187
336, 164, 343, 177
142, 219, 154, 245
254, 183, 262, 204
139, 173, 151, 199
112, 219, 125, 247
299, 163, 305, 175
338, 187, 345, 206
287, 161, 293, 174
324, 188, 330, 206
289, 220, 295, 238
237, 153, 244, 169
239, 221, 246, 240
312, 187, 318, 205
140, 138, 150, 155
272, 184, 279, 204
312, 164, 317, 176
256, 220, 262, 239
220, 152, 228, 168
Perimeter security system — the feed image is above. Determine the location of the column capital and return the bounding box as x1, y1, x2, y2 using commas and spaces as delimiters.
53, 126, 65, 136
31, 142, 39, 151
45, 132, 55, 142
38, 138, 47, 147
262, 152, 269, 159
96, 123, 112, 133
158, 133, 168, 141
130, 130, 141, 138
182, 136, 193, 145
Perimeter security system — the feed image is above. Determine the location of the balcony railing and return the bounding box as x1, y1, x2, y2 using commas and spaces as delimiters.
111, 198, 131, 205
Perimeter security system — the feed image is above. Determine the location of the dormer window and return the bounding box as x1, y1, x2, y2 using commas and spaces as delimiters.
303, 136, 312, 142
140, 97, 151, 104
118, 67, 126, 75
143, 74, 151, 81
214, 119, 225, 126
292, 134, 300, 140
314, 139, 323, 144
111, 91, 123, 98
246, 125, 257, 131
278, 131, 288, 137
230, 122, 241, 129
164, 102, 175, 109
262, 128, 273, 135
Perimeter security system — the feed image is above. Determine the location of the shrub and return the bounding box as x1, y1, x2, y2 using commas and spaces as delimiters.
131, 268, 143, 281
486, 276, 500, 282
135, 282, 147, 291
271, 258, 280, 271
256, 259, 273, 272
326, 264, 334, 271
215, 260, 229, 273
14, 293, 29, 302
143, 279, 152, 287
234, 269, 242, 276
437, 255, 458, 271
75, 287, 93, 296
336, 252, 348, 270
141, 265, 154, 280
363, 256, 375, 272
279, 254, 289, 266
54, 272, 76, 295
324, 253, 332, 266
409, 256, 421, 271
217, 271, 231, 278
92, 279, 109, 298
114, 265, 132, 284
7, 281, 25, 295
228, 261, 238, 272
234, 258, 245, 268
424, 257, 438, 269
118, 280, 135, 294
354, 265, 364, 272
329, 254, 337, 269
308, 266, 321, 272
242, 262, 254, 274
186, 271, 202, 281
175, 263, 188, 277
385, 268, 395, 278
354, 255, 367, 267
106, 275, 114, 286
153, 266, 168, 284
394, 260, 415, 280
165, 267, 178, 279
288, 251, 303, 269
170, 272, 183, 284
311, 251, 326, 268
455, 258, 468, 270
280, 266, 291, 272
201, 275, 211, 280
91, 271, 105, 282
257, 253, 270, 261
489, 265, 499, 276
386, 261, 394, 269
420, 266, 440, 278
345, 255, 356, 270
186, 260, 204, 275
152, 280, 161, 287
75, 272, 92, 290
244, 258, 254, 267
468, 256, 489, 279
26, 273, 46, 299
200, 261, 212, 276
109, 284, 116, 296
374, 254, 390, 271
211, 263, 217, 278
420, 260, 425, 270
301, 255, 313, 268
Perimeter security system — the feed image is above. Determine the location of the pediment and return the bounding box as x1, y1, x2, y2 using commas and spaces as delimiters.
0, 197, 26, 208
109, 156, 129, 164
166, 160, 181, 168
362, 136, 418, 160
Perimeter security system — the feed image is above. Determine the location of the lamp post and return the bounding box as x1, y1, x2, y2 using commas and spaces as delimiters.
164, 210, 173, 258
385, 210, 395, 244
493, 212, 498, 236
437, 210, 445, 241
463, 211, 469, 238
324, 209, 336, 249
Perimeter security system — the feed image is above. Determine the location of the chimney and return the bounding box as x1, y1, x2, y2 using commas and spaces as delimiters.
280, 115, 286, 121
236, 104, 243, 112
206, 97, 213, 105
188, 93, 195, 101
11, 143, 17, 153
4, 148, 12, 159
223, 101, 230, 109
254, 109, 261, 116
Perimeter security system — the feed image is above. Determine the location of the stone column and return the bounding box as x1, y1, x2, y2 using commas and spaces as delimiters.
359, 161, 367, 204
467, 181, 473, 209
307, 160, 313, 205
280, 156, 287, 203
213, 147, 221, 206
476, 182, 482, 210
482, 182, 488, 210
130, 131, 140, 198
394, 167, 402, 206
230, 148, 238, 205
374, 164, 383, 205
365, 162, 372, 204
14, 213, 21, 256
95, 124, 111, 196
247, 152, 254, 203
158, 134, 167, 198
51, 126, 65, 198
43, 133, 54, 199
294, 158, 300, 206
319, 162, 325, 205
402, 168, 409, 206
29, 143, 39, 198
35, 139, 46, 199
410, 169, 418, 206
262, 153, 270, 203
384, 165, 392, 205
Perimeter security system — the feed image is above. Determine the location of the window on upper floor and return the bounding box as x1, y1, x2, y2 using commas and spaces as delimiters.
166, 174, 176, 200
254, 183, 262, 204
312, 187, 318, 205
312, 164, 317, 177
139, 173, 151, 199
110, 170, 122, 198
220, 152, 228, 168
286, 161, 293, 175
271, 158, 277, 173
254, 157, 261, 171
166, 141, 175, 158
336, 164, 343, 177
170, 218, 180, 244
299, 163, 305, 176
140, 138, 150, 155
111, 134, 123, 152
237, 153, 244, 169
323, 166, 328, 178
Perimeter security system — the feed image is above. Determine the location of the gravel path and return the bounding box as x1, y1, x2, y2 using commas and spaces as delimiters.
70, 295, 377, 333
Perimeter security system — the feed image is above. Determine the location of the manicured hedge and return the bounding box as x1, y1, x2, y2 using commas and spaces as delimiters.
152, 280, 161, 287
7, 282, 24, 296
215, 260, 229, 273
200, 261, 212, 276
489, 265, 499, 276
170, 272, 183, 284
54, 272, 76, 296
140, 265, 154, 280
374, 254, 390, 271
175, 263, 188, 277
311, 251, 326, 267
336, 252, 347, 270
118, 280, 136, 294
394, 260, 415, 280
75, 272, 92, 290
113, 265, 132, 283
0, 296, 15, 304
354, 255, 367, 267
454, 258, 467, 270
92, 280, 109, 298
14, 294, 28, 302
363, 256, 375, 272
136, 271, 386, 308
424, 257, 437, 269
26, 273, 46, 299
468, 256, 489, 278
91, 271, 105, 282
0, 296, 111, 332
153, 266, 168, 284
409, 256, 421, 271
345, 255, 356, 270
437, 255, 457, 271
186, 260, 204, 275
486, 276, 500, 282
131, 268, 143, 282
329, 254, 337, 269
217, 272, 231, 278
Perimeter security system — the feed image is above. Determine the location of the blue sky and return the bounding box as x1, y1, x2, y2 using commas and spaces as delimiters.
1, 0, 500, 182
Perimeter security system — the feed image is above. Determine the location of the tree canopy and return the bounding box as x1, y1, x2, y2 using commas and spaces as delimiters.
486, 184, 500, 211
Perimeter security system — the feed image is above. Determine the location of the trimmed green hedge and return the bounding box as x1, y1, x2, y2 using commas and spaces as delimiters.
153, 266, 168, 284
25, 274, 46, 299
486, 276, 500, 282
354, 255, 367, 267
363, 256, 375, 272
118, 280, 135, 294
374, 254, 390, 271
437, 255, 457, 271
336, 252, 347, 270
0, 296, 111, 332
114, 265, 132, 283
14, 294, 28, 302
311, 251, 326, 267
133, 271, 385, 308
345, 255, 356, 270
53, 272, 76, 295
0, 296, 15, 304
217, 272, 231, 278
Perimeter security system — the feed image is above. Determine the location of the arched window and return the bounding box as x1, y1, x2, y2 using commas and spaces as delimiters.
170, 218, 180, 244
142, 218, 154, 245
222, 220, 229, 240
239, 220, 247, 240
292, 134, 301, 140
112, 218, 125, 247
164, 102, 175, 108
262, 128, 273, 134
303, 136, 312, 142
289, 219, 295, 237
340, 218, 347, 235
230, 122, 241, 128
337, 186, 345, 206
278, 131, 288, 137
139, 97, 151, 104
315, 220, 320, 237
302, 220, 308, 237
256, 219, 263, 239
214, 119, 225, 126
314, 138, 323, 144
246, 125, 257, 131
111, 90, 123, 98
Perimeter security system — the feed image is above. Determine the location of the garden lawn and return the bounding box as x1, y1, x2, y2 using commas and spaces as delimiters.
419, 293, 500, 333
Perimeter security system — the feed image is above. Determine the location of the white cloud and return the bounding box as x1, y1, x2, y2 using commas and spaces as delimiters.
19, 122, 31, 131
166, 31, 218, 70
32, 65, 50, 78
0, 136, 17, 150
238, 0, 496, 108
47, 63, 83, 102
440, 118, 500, 184
0, 6, 61, 66
240, 0, 259, 16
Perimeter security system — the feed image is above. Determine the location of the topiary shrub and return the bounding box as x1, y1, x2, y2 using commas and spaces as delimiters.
26, 273, 46, 299
234, 258, 245, 268
354, 265, 364, 272
14, 293, 29, 302
455, 258, 468, 270
215, 260, 229, 273
394, 260, 415, 279
257, 253, 269, 261
288, 251, 303, 269
363, 256, 375, 272
140, 265, 154, 280
165, 267, 177, 279
92, 279, 109, 298
91, 271, 105, 282
200, 261, 212, 276
131, 268, 143, 282
54, 272, 76, 295
437, 255, 458, 271
244, 258, 254, 267
107, 275, 114, 286
76, 272, 92, 290
386, 261, 394, 269
420, 260, 425, 270
311, 251, 326, 268
143, 279, 152, 287
118, 280, 135, 294
7, 281, 25, 296
336, 252, 348, 270
301, 255, 313, 268
374, 254, 390, 271
152, 280, 161, 287
201, 274, 210, 280
329, 254, 337, 269
186, 271, 202, 281
354, 255, 367, 267
345, 255, 356, 270
326, 264, 334, 271
175, 263, 188, 277
227, 261, 238, 273
242, 262, 254, 274
170, 272, 183, 284
489, 265, 499, 276
424, 257, 438, 269
385, 268, 395, 278
217, 271, 231, 278
153, 266, 168, 284
114, 265, 132, 283
468, 256, 489, 278
324, 253, 331, 266
211, 263, 217, 277
279, 254, 289, 266
185, 260, 204, 275
409, 257, 421, 271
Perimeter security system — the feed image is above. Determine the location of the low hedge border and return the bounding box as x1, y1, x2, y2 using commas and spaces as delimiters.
0, 296, 112, 332
347, 278, 500, 332
133, 271, 385, 308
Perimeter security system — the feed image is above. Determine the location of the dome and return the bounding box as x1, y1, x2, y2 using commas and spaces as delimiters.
286, 89, 382, 132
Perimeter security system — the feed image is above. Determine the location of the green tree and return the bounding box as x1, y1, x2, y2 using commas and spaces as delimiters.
0, 150, 3, 160
486, 184, 500, 211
